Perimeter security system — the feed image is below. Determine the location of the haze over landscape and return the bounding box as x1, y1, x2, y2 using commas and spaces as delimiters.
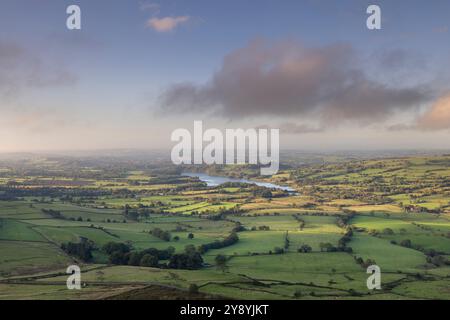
1, 0, 450, 152
2, 1, 450, 302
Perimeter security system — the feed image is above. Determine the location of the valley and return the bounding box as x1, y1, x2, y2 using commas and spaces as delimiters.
0, 152, 449, 300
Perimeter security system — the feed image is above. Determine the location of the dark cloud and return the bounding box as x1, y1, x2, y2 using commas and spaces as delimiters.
256, 122, 322, 134
279, 122, 323, 134
159, 39, 431, 126
0, 41, 77, 100
387, 123, 413, 131
375, 48, 424, 70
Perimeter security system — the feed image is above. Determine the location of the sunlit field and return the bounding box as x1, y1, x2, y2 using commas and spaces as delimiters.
0, 154, 449, 299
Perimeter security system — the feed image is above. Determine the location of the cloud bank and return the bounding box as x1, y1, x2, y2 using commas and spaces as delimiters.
159, 39, 431, 127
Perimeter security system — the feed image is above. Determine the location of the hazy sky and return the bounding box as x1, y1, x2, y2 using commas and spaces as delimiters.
1, 0, 450, 152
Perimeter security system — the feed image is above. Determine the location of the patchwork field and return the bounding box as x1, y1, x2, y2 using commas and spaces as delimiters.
0, 154, 449, 300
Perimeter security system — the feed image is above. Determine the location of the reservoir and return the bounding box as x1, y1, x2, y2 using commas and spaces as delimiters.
182, 172, 295, 192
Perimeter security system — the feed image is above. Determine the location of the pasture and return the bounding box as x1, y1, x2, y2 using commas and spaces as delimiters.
1, 154, 450, 300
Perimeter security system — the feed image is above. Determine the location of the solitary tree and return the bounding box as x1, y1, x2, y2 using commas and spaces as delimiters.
298, 244, 312, 253
188, 284, 199, 294
215, 254, 228, 273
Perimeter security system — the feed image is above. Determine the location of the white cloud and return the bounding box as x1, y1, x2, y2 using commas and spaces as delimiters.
147, 16, 190, 32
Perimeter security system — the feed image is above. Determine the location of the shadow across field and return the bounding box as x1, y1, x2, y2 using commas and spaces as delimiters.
105, 284, 229, 300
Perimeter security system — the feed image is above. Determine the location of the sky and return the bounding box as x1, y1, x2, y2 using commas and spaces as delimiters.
1, 0, 450, 152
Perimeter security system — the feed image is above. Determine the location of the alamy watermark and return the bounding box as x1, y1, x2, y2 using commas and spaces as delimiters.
367, 4, 381, 30
65, 4, 380, 31
66, 265, 81, 290
66, 5, 81, 30
171, 121, 279, 175
366, 265, 381, 290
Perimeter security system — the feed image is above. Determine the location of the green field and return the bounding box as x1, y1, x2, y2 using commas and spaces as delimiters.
0, 154, 450, 300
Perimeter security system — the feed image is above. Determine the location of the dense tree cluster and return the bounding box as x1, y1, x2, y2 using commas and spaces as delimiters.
425, 249, 449, 267
103, 242, 130, 255
354, 256, 376, 268
61, 239, 94, 262
168, 245, 204, 270
0, 186, 108, 199
101, 242, 204, 270
232, 222, 246, 233
41, 209, 65, 219
198, 232, 239, 254
400, 239, 412, 248
150, 228, 171, 241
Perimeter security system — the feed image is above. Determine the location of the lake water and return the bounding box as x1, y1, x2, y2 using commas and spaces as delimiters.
182, 172, 295, 192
